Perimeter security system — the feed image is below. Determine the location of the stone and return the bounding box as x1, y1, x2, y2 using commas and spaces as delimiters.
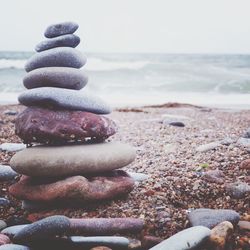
188, 209, 240, 229
196, 142, 222, 152
0, 143, 25, 152
10, 142, 136, 177
9, 170, 134, 203
25, 47, 86, 72
1, 225, 28, 238
15, 107, 117, 144
23, 67, 88, 90
238, 221, 250, 231
127, 172, 149, 182
149, 226, 211, 250
242, 127, 250, 138
128, 239, 141, 249
0, 234, 10, 245
13, 216, 70, 244
3, 110, 18, 116
240, 159, 250, 170
237, 137, 250, 147
168, 121, 185, 127
18, 87, 111, 114
0, 165, 18, 181
0, 244, 30, 250
0, 198, 10, 207
70, 236, 129, 249
45, 21, 79, 38
0, 221, 7, 231
209, 221, 234, 250
226, 181, 250, 198
220, 137, 235, 146
35, 34, 80, 52
202, 170, 225, 184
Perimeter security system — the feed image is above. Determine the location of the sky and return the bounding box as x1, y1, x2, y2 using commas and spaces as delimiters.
1, 0, 250, 53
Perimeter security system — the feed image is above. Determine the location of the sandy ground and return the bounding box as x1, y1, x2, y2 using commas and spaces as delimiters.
0, 103, 249, 249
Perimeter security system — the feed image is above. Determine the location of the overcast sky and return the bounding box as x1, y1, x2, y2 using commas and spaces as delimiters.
1, 0, 250, 53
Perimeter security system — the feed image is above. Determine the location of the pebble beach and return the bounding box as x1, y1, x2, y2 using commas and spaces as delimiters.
0, 103, 249, 249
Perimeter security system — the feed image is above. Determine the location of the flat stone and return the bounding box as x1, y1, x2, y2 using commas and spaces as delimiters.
70, 236, 129, 249
0, 143, 26, 152
202, 170, 225, 184
10, 142, 136, 177
0, 234, 10, 245
25, 47, 86, 72
0, 221, 7, 231
196, 142, 222, 152
127, 172, 149, 182
0, 244, 30, 250
0, 165, 18, 181
9, 170, 134, 203
188, 209, 240, 229
3, 110, 18, 116
15, 107, 117, 144
45, 21, 79, 38
23, 67, 88, 90
0, 198, 10, 207
149, 226, 211, 250
238, 221, 250, 231
13, 216, 70, 244
225, 181, 250, 198
1, 225, 28, 238
35, 34, 80, 52
18, 87, 111, 114
209, 221, 234, 249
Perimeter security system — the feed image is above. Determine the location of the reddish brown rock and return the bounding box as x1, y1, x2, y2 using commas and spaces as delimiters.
15, 107, 117, 144
0, 233, 11, 245
240, 159, 250, 170
9, 170, 134, 203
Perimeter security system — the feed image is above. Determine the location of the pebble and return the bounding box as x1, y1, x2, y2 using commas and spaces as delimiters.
188, 209, 240, 229
18, 87, 111, 114
0, 143, 25, 152
35, 34, 80, 52
196, 141, 222, 152
202, 169, 225, 184
0, 234, 10, 246
45, 21, 79, 38
242, 127, 250, 138
226, 181, 250, 199
0, 244, 30, 250
24, 47, 86, 72
149, 226, 211, 250
70, 236, 129, 249
10, 142, 136, 177
1, 225, 28, 238
237, 137, 250, 147
238, 221, 250, 231
240, 159, 250, 170
0, 165, 18, 181
127, 172, 149, 182
23, 67, 88, 90
168, 121, 185, 127
0, 198, 10, 207
209, 221, 234, 249
0, 221, 7, 231
3, 110, 18, 116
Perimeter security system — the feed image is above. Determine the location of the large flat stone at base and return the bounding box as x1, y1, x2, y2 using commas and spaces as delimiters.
9, 171, 134, 203
15, 107, 117, 144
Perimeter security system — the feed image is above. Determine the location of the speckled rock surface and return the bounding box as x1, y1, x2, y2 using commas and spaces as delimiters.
18, 87, 111, 114
150, 226, 211, 250
10, 142, 136, 177
0, 165, 18, 181
15, 107, 117, 144
23, 67, 88, 90
35, 34, 80, 52
25, 47, 86, 72
13, 216, 70, 244
45, 21, 79, 38
9, 171, 134, 203
188, 209, 240, 229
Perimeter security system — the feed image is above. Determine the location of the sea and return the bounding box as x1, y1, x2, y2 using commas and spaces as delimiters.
1, 51, 250, 109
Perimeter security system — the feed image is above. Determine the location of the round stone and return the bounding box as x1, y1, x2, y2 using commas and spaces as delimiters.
0, 165, 18, 181
45, 21, 79, 38
35, 34, 80, 52
9, 170, 134, 204
18, 87, 111, 114
25, 47, 86, 72
0, 198, 10, 207
10, 142, 136, 177
15, 107, 117, 144
23, 67, 88, 90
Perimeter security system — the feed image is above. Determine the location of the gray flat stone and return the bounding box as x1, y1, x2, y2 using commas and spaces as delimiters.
196, 142, 221, 152
0, 165, 18, 181
0, 244, 30, 250
18, 87, 111, 114
10, 142, 136, 177
0, 143, 26, 152
35, 34, 80, 52
226, 181, 250, 199
45, 21, 79, 38
1, 225, 28, 238
25, 47, 86, 72
0, 221, 7, 231
150, 226, 210, 250
188, 208, 240, 229
23, 67, 88, 90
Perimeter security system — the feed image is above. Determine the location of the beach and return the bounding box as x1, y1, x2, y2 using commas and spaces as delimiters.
0, 103, 249, 249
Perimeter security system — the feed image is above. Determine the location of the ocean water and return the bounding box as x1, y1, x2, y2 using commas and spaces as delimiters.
1, 51, 250, 108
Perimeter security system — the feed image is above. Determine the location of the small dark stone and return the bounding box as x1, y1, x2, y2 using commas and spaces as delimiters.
0, 198, 10, 207
3, 110, 18, 116
45, 21, 79, 38
168, 121, 185, 127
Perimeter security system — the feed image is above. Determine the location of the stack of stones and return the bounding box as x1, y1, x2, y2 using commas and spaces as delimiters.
8, 22, 136, 210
